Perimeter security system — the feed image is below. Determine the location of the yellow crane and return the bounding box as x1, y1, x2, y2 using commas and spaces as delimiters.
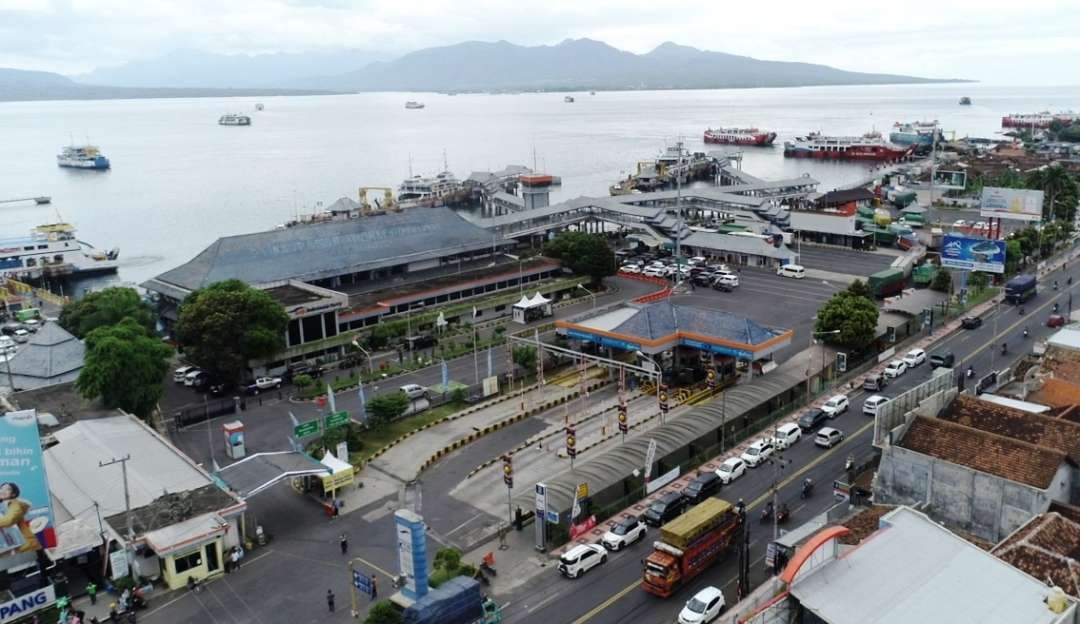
357, 187, 399, 214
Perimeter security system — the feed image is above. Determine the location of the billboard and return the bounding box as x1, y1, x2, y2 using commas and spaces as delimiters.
941, 234, 1006, 274
0, 410, 56, 561
980, 186, 1044, 222
934, 170, 968, 190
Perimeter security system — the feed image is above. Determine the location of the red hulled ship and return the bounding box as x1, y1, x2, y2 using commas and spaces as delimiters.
783, 131, 913, 161
703, 127, 777, 146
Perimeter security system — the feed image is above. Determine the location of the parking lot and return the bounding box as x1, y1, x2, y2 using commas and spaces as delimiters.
793, 245, 897, 276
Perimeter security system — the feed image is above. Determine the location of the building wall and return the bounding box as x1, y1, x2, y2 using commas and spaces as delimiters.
875, 445, 1066, 542
160, 536, 225, 589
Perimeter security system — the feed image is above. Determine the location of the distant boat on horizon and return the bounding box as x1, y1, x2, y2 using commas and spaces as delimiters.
405, 101, 425, 109
959, 96, 972, 106
219, 113, 251, 126
56, 145, 110, 170
564, 95, 575, 103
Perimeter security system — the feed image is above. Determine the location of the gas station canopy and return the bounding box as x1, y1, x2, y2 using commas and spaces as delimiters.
215, 451, 331, 499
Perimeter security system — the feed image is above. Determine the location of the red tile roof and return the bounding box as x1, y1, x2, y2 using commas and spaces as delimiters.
1030, 378, 1080, 410
993, 512, 1080, 597
942, 394, 1080, 463
899, 416, 1068, 489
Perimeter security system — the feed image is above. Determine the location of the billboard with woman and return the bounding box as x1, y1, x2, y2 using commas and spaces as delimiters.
0, 410, 55, 559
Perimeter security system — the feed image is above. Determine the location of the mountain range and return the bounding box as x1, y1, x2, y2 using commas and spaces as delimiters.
0, 38, 963, 101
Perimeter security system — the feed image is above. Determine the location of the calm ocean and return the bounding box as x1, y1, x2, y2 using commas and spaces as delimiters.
1, 82, 1077, 289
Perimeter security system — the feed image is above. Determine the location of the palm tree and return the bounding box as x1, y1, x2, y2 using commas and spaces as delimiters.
1028, 165, 1078, 222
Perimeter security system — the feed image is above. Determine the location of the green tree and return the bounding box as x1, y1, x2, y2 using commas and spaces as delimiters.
930, 269, 953, 293
1004, 239, 1023, 274
968, 271, 990, 293
1027, 165, 1078, 223
175, 280, 289, 383
59, 287, 155, 339
76, 318, 173, 419
543, 231, 616, 285
512, 345, 537, 371
845, 279, 872, 299
815, 292, 879, 352
364, 601, 402, 624
367, 392, 409, 428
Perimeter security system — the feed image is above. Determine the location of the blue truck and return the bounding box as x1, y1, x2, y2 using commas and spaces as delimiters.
403, 577, 501, 624
1005, 274, 1037, 304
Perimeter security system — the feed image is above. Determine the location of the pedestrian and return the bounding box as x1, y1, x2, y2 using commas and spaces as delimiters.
86, 581, 97, 605
370, 576, 377, 600
231, 547, 241, 571
326, 589, 335, 613
108, 603, 118, 621
340, 532, 348, 555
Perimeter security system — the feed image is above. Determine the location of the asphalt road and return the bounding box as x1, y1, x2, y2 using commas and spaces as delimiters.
501, 258, 1080, 624
792, 245, 895, 276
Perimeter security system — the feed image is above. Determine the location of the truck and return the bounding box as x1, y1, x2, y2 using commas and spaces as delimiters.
641, 498, 742, 597
402, 576, 502, 624
912, 263, 937, 287
868, 267, 906, 298
1005, 274, 1037, 304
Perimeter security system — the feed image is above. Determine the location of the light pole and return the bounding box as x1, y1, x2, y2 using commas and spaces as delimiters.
807, 329, 841, 403
503, 253, 524, 292
350, 338, 374, 377
636, 350, 664, 425
577, 284, 596, 311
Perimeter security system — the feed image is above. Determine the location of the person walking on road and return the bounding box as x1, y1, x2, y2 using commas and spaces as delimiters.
370, 576, 377, 600
327, 589, 335, 613
86, 581, 97, 605
340, 533, 348, 555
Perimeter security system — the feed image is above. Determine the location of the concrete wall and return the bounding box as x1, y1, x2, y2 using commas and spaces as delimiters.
875, 445, 1067, 542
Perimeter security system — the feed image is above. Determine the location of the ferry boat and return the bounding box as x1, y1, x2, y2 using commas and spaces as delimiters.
219, 114, 251, 126
56, 145, 110, 170
404, 101, 425, 109
255, 103, 264, 111
783, 131, 913, 161
703, 127, 777, 146
1001, 112, 1079, 129
889, 121, 941, 148
397, 171, 467, 207
0, 223, 119, 280
564, 96, 575, 103
959, 97, 972, 105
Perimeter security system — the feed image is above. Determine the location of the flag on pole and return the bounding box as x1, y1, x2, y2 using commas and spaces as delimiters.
472, 306, 479, 319
357, 383, 366, 421
326, 383, 336, 413
441, 359, 449, 388
486, 346, 493, 378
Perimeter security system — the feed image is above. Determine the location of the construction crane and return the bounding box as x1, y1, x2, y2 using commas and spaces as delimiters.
357, 187, 398, 215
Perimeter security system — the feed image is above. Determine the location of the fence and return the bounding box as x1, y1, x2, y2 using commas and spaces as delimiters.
872, 366, 955, 447
174, 398, 239, 429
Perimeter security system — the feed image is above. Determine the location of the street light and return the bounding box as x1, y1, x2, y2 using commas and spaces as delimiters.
807, 329, 841, 402
577, 284, 596, 311
503, 253, 525, 293
350, 337, 374, 376
635, 350, 664, 425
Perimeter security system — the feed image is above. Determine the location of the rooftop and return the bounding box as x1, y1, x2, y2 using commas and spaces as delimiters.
1031, 378, 1080, 410
791, 506, 1075, 624
994, 511, 1080, 597
681, 231, 797, 260
899, 415, 1068, 489
941, 394, 1080, 463
0, 322, 84, 392
816, 187, 875, 206
263, 283, 327, 307
146, 207, 502, 297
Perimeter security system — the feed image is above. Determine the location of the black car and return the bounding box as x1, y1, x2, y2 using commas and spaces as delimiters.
961, 316, 983, 330
643, 491, 688, 527
930, 351, 955, 369
692, 272, 715, 287
285, 363, 324, 383
798, 408, 828, 432
209, 381, 237, 397
682, 471, 722, 504
406, 334, 438, 350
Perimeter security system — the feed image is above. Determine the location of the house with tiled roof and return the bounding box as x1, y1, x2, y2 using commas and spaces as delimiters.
993, 510, 1080, 597
876, 402, 1076, 542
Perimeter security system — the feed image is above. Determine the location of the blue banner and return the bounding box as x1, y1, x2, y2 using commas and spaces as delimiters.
565, 329, 641, 352
0, 410, 56, 560
941, 234, 1006, 274
680, 338, 753, 360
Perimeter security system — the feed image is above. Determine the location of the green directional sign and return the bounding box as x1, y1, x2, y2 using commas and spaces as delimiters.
325, 410, 350, 430
294, 419, 320, 438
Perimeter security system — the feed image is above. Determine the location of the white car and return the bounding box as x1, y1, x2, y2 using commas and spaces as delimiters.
740, 439, 774, 468
773, 423, 802, 450
678, 586, 726, 624
254, 376, 283, 390
400, 383, 427, 400
814, 427, 845, 448
620, 264, 642, 274
715, 457, 747, 484
600, 516, 647, 551
863, 395, 890, 417
821, 394, 849, 418
884, 360, 908, 378
12, 329, 29, 344
952, 219, 967, 228
643, 266, 666, 278
903, 348, 926, 368
715, 274, 739, 288
558, 544, 607, 578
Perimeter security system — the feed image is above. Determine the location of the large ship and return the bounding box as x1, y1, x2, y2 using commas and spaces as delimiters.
1001, 112, 1079, 129
0, 223, 119, 280
219, 114, 251, 126
56, 145, 110, 170
889, 121, 942, 149
404, 101, 425, 109
703, 127, 777, 146
397, 171, 468, 207
783, 132, 913, 161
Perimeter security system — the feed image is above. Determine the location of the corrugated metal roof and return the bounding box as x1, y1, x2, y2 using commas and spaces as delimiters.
2, 322, 84, 391
682, 231, 797, 260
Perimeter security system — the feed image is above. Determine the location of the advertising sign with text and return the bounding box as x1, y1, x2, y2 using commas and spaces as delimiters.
0, 410, 56, 564
980, 187, 1044, 222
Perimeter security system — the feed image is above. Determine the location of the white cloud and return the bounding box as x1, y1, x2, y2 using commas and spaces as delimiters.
1, 0, 1077, 83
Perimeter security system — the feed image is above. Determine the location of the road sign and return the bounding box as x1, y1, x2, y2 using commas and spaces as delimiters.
546, 510, 559, 523
658, 388, 669, 414
324, 410, 349, 430
576, 482, 589, 499
644, 439, 657, 480
293, 420, 320, 438
352, 569, 373, 597
617, 405, 628, 433
707, 369, 718, 388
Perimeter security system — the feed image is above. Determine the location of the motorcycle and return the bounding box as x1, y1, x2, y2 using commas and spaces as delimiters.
776, 504, 791, 524
760, 502, 774, 523
801, 478, 814, 499
1069, 276, 1074, 286
1054, 281, 1059, 291
1020, 306, 1026, 316
1023, 327, 1030, 338
1054, 303, 1060, 313
1002, 343, 1009, 355
966, 366, 975, 379
844, 455, 854, 472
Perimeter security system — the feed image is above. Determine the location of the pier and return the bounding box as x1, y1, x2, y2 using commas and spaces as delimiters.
0, 196, 51, 206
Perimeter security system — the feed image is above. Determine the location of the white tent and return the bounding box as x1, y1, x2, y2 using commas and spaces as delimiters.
512, 291, 553, 324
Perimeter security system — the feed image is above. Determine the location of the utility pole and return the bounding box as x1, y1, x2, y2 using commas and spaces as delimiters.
99, 455, 138, 582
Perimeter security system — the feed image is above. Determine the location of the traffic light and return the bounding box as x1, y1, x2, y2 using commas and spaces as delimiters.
659, 387, 669, 414
617, 404, 628, 434
566, 426, 577, 458
502, 455, 513, 488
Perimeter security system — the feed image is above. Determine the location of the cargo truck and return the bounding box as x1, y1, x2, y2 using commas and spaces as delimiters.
402, 577, 502, 624
641, 498, 741, 597
1005, 274, 1037, 304
868, 267, 906, 298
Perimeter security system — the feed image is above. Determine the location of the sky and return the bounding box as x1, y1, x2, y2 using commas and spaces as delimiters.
2, 0, 1079, 84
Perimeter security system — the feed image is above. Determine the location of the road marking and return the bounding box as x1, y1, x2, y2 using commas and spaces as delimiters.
447, 513, 484, 536
527, 591, 563, 613
571, 419, 875, 623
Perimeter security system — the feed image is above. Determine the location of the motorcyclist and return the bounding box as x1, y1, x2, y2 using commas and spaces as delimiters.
1054, 280, 1059, 290
966, 365, 975, 378
1023, 326, 1029, 338
1054, 302, 1060, 313
1002, 342, 1008, 355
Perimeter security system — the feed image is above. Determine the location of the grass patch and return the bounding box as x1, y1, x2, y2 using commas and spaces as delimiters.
957, 287, 1000, 314
356, 400, 468, 464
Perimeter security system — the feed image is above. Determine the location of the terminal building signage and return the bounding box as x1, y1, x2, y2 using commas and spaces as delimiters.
565, 329, 641, 352
680, 338, 753, 360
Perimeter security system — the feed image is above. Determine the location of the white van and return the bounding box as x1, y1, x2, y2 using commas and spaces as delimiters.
773, 422, 802, 450
777, 264, 806, 279
0, 335, 15, 354
174, 366, 195, 383
863, 395, 890, 417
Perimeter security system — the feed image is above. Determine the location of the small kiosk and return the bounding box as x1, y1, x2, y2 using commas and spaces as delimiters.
223, 421, 246, 459
512, 292, 553, 324
319, 450, 355, 498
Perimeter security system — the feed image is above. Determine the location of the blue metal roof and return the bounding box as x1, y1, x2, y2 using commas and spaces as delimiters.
613, 300, 783, 346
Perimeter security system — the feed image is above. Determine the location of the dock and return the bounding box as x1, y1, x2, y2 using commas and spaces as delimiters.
0, 196, 51, 206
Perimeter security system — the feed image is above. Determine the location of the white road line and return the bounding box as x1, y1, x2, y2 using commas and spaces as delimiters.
446, 513, 484, 536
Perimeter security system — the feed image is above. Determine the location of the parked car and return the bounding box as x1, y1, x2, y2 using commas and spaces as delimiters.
245, 376, 282, 394
643, 266, 666, 278
821, 395, 849, 418
22, 319, 39, 332
682, 471, 722, 504
174, 365, 196, 383
601, 516, 647, 551
863, 372, 888, 392
184, 369, 204, 386
620, 264, 642, 274
903, 348, 927, 368
285, 362, 324, 382
814, 427, 845, 448
1048, 314, 1067, 328
643, 491, 689, 527
209, 381, 237, 397
797, 408, 828, 432
883, 360, 908, 378
929, 351, 955, 369
678, 586, 726, 624
557, 544, 607, 578
0, 336, 15, 354
714, 457, 747, 485
400, 383, 428, 400
863, 395, 890, 417
773, 423, 802, 450
11, 328, 29, 344
961, 316, 983, 330
740, 439, 775, 467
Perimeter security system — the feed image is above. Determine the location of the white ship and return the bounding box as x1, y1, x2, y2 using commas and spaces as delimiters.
219, 114, 252, 126
0, 223, 119, 280
405, 101, 425, 109
56, 145, 110, 170
397, 171, 465, 207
